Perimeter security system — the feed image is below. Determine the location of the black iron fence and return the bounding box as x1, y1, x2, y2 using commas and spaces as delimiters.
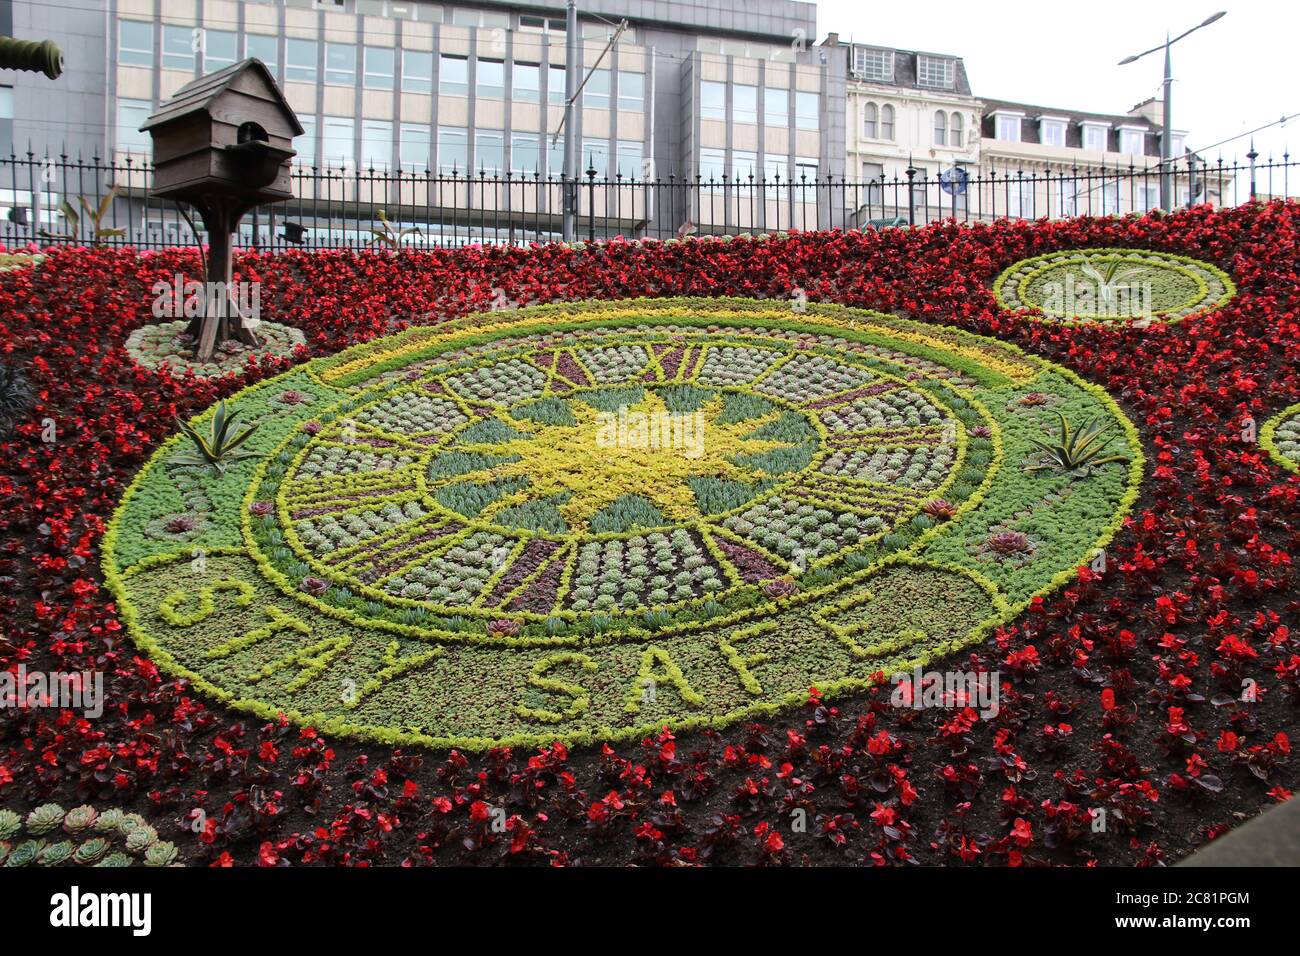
0, 151, 1294, 252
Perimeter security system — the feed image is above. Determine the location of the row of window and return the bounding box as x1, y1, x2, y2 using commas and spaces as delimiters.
119, 21, 644, 109
699, 81, 819, 131
850, 47, 956, 90
860, 103, 964, 148
699, 148, 821, 184
116, 94, 645, 175
993, 113, 1155, 156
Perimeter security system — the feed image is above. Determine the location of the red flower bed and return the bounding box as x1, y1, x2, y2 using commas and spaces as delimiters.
1, 203, 1298, 865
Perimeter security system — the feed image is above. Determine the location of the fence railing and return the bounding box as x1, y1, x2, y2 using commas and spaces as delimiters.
0, 151, 1293, 252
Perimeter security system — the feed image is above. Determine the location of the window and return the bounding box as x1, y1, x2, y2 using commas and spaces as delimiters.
402, 51, 433, 93
617, 71, 644, 112
477, 59, 504, 99
322, 117, 355, 168
116, 99, 151, 153
701, 81, 726, 121
475, 130, 504, 172
699, 147, 725, 185
1040, 119, 1066, 147
582, 139, 608, 177
916, 55, 954, 89
1082, 123, 1108, 152
583, 68, 610, 109
513, 63, 540, 103
295, 114, 316, 168
795, 156, 819, 181
118, 20, 153, 67
438, 126, 467, 172
764, 155, 787, 182
880, 104, 895, 140
615, 140, 642, 178
364, 46, 394, 90
548, 65, 567, 105
853, 47, 894, 82
731, 150, 757, 182
862, 161, 885, 206
1053, 178, 1078, 218
325, 43, 356, 86
1119, 127, 1145, 156
1006, 179, 1032, 219
764, 88, 787, 127
202, 30, 236, 71
547, 135, 565, 176
520, 15, 566, 34
949, 112, 963, 148
452, 7, 509, 29
1102, 180, 1120, 215
995, 114, 1021, 142
795, 92, 818, 131
511, 133, 540, 173
863, 102, 877, 139
246, 34, 278, 74
161, 25, 196, 72
1137, 183, 1159, 212
361, 120, 392, 169
733, 85, 757, 124
399, 123, 430, 169
439, 56, 468, 96
286, 39, 317, 83
933, 110, 947, 147
1170, 133, 1186, 157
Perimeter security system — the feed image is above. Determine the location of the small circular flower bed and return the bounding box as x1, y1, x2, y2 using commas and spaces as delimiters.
1262, 402, 1300, 474
125, 318, 306, 378
993, 247, 1235, 324
0, 252, 42, 273
104, 298, 1142, 749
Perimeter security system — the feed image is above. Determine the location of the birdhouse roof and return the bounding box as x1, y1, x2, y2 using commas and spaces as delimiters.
140, 58, 304, 136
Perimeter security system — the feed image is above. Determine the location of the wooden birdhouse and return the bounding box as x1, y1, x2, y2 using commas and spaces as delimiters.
140, 58, 302, 361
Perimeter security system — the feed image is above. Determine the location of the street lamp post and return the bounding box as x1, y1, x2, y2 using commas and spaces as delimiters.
1119, 11, 1225, 211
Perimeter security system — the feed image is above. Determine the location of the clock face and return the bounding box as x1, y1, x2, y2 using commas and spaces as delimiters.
104, 298, 1141, 749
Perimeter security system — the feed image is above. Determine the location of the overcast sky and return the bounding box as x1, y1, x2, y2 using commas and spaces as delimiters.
817, 0, 1298, 196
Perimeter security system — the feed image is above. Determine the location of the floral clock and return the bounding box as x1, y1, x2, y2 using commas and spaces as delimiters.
993, 247, 1235, 324
104, 298, 1143, 749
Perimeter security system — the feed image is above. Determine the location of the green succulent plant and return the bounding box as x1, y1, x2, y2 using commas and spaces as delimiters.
0, 809, 20, 841
170, 400, 261, 475
1026, 411, 1130, 477
0, 803, 180, 867
62, 805, 98, 835
25, 803, 65, 835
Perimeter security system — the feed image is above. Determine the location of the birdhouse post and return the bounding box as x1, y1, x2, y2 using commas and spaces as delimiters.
140, 59, 302, 362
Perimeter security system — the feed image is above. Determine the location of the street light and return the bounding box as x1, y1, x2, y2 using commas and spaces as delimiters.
1119, 11, 1226, 210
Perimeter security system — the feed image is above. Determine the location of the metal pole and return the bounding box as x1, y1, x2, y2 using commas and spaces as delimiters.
562, 0, 579, 242
1161, 36, 1173, 210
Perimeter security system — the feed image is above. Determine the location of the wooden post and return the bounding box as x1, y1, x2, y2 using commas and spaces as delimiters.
193, 198, 261, 362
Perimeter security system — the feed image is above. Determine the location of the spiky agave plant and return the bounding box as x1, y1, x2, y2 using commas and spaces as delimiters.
169, 400, 260, 475
1026, 411, 1129, 477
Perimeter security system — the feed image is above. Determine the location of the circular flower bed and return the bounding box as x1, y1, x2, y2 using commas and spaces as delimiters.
0, 252, 42, 273
1262, 402, 1300, 474
993, 247, 1235, 324
104, 298, 1142, 749
125, 318, 306, 378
